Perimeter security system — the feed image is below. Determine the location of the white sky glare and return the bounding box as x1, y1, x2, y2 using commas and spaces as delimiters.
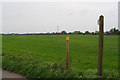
1, 0, 119, 33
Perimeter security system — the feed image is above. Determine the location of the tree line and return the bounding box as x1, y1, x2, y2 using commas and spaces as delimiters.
2, 28, 120, 35
60, 28, 120, 35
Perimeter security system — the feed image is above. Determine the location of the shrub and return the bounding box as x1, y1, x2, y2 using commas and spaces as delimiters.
2, 52, 80, 78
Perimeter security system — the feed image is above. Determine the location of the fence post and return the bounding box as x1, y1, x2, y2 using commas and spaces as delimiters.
98, 15, 104, 76
66, 36, 69, 70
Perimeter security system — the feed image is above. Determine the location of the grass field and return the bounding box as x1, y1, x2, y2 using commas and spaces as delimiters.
2, 35, 118, 78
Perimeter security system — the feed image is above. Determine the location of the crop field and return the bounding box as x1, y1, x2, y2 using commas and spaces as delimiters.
2, 35, 118, 78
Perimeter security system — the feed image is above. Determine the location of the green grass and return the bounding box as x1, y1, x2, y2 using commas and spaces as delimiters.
2, 35, 118, 78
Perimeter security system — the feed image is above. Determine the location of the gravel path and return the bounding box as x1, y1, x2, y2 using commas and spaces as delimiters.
0, 69, 27, 79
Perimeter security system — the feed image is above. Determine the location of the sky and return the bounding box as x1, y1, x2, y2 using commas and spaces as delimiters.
1, 0, 119, 33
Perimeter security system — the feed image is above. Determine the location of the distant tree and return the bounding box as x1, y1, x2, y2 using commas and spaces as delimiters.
52, 32, 55, 35
68, 32, 73, 34
95, 31, 99, 35
85, 31, 90, 34
114, 28, 116, 34
105, 31, 110, 35
73, 31, 81, 34
114, 28, 120, 35
109, 28, 119, 35
109, 28, 114, 33
92, 32, 95, 35
61, 30, 67, 34
115, 29, 120, 35
113, 28, 119, 34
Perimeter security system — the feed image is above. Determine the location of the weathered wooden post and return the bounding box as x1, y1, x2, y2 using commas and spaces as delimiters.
98, 15, 104, 76
66, 36, 69, 70
118, 2, 120, 78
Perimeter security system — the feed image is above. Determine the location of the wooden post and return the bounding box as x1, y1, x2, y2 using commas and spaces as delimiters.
98, 15, 104, 76
66, 36, 69, 70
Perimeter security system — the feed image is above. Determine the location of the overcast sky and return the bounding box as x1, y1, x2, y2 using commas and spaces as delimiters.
1, 1, 119, 33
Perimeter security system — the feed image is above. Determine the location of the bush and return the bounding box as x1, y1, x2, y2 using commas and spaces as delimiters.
2, 52, 80, 78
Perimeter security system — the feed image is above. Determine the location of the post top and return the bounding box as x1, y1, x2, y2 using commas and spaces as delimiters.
66, 36, 69, 40
100, 15, 104, 18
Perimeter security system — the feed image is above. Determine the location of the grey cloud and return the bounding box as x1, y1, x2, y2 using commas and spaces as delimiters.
2, 2, 118, 33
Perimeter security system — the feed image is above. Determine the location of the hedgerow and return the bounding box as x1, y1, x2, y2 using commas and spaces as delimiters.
2, 52, 80, 78
2, 52, 118, 78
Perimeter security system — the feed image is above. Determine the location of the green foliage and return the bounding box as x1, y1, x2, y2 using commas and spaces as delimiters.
61, 30, 67, 34
83, 69, 118, 78
109, 28, 120, 35
85, 31, 90, 34
2, 52, 81, 78
83, 69, 97, 78
109, 28, 114, 33
3, 52, 118, 78
73, 31, 82, 34
68, 32, 73, 34
95, 31, 99, 35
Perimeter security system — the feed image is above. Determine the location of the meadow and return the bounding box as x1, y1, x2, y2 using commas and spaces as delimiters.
2, 35, 118, 78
